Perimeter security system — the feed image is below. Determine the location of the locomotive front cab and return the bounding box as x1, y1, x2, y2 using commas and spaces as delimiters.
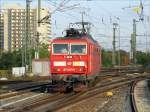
50, 40, 88, 81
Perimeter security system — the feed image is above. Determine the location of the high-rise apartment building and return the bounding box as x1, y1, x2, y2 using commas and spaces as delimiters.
38, 8, 51, 44
0, 4, 51, 52
0, 13, 4, 52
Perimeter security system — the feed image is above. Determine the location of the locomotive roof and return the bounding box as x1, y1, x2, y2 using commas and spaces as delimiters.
55, 34, 98, 43
53, 28, 98, 44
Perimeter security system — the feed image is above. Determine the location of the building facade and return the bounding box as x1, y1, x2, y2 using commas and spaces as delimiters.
0, 13, 4, 52
0, 4, 51, 52
38, 8, 51, 44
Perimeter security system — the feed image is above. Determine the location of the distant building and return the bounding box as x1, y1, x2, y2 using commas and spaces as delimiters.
0, 13, 4, 52
0, 4, 51, 52
38, 8, 51, 44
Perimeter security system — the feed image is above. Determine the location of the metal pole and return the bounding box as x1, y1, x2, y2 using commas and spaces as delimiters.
130, 19, 137, 65
36, 0, 41, 59
118, 25, 121, 68
145, 33, 148, 55
130, 33, 134, 64
21, 39, 24, 67
23, 9, 26, 68
26, 0, 32, 72
25, 0, 28, 72
81, 11, 85, 33
112, 23, 117, 66
133, 19, 136, 64
38, 0, 41, 28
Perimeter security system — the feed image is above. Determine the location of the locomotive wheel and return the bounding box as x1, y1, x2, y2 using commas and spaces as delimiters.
65, 85, 73, 93
73, 83, 88, 92
85, 80, 95, 87
40, 85, 46, 92
85, 80, 90, 87
51, 80, 57, 85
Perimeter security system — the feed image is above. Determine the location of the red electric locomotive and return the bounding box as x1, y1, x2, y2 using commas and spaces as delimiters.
50, 22, 101, 91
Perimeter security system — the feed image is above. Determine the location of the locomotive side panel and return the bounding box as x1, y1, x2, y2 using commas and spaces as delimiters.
87, 43, 101, 75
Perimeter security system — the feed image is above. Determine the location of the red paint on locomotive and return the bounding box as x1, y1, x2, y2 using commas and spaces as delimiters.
50, 35, 101, 82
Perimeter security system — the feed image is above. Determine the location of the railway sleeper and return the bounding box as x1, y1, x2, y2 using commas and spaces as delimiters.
73, 80, 96, 92
40, 82, 73, 93
40, 85, 56, 93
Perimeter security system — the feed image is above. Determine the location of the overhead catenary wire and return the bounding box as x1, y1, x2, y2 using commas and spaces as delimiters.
49, 0, 132, 34
49, 0, 150, 52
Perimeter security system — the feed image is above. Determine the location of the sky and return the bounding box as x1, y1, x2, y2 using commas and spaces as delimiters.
1, 0, 150, 52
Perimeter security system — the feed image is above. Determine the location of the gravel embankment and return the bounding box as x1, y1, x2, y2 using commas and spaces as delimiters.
57, 85, 132, 112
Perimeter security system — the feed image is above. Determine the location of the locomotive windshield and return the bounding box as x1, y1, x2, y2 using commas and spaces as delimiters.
71, 44, 86, 54
53, 44, 68, 54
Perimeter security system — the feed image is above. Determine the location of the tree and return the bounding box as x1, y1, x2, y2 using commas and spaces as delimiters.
39, 43, 50, 58
101, 49, 113, 67
136, 51, 150, 66
0, 51, 22, 69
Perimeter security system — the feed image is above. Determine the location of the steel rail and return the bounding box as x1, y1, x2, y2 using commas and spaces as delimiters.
1, 93, 65, 112
1, 73, 148, 112
0, 74, 122, 100
130, 81, 139, 112
20, 76, 150, 112
48, 77, 147, 112
0, 83, 50, 99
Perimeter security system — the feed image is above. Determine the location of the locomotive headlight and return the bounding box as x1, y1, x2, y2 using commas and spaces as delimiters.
73, 61, 85, 66
54, 61, 66, 66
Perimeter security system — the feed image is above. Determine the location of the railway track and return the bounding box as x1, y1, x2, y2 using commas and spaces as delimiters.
0, 75, 120, 110
101, 66, 144, 75
0, 93, 65, 112
130, 81, 138, 112
1, 74, 148, 112
0, 67, 148, 112
0, 81, 51, 99
46, 76, 149, 112
130, 79, 150, 112
0, 80, 32, 85
0, 73, 122, 101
